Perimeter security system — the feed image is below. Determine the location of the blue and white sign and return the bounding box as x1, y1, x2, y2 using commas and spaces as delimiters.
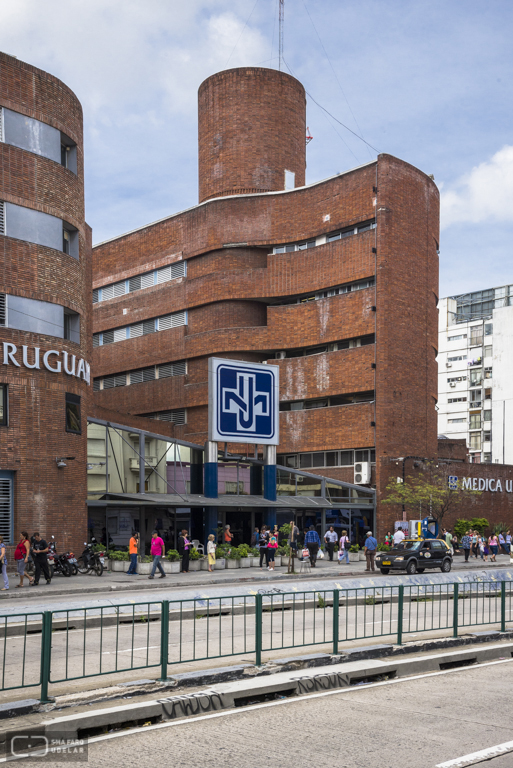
448, 475, 458, 490
208, 358, 279, 445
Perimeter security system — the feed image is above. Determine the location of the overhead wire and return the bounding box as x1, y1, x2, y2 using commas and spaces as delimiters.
225, 0, 262, 68
301, 1, 374, 160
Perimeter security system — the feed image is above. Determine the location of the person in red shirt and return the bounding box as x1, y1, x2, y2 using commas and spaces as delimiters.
14, 531, 34, 587
148, 531, 166, 579
126, 532, 139, 575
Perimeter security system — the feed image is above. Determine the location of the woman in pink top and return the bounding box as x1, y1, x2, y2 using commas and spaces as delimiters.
488, 534, 498, 562
148, 530, 166, 579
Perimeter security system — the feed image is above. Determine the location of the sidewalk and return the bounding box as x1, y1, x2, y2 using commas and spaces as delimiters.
1, 553, 511, 602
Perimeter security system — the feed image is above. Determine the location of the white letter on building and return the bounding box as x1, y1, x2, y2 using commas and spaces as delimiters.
63, 352, 76, 377
472, 478, 478, 490
496, 479, 503, 492
77, 358, 86, 381
462, 478, 472, 490
478, 478, 486, 491
43, 350, 61, 373
489, 479, 496, 492
507, 480, 512, 493
22, 346, 40, 370
2, 343, 20, 367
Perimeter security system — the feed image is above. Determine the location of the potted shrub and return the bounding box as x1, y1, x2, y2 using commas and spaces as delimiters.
349, 545, 359, 563
226, 547, 241, 569
166, 549, 181, 574
188, 546, 202, 571
359, 547, 367, 561
214, 546, 226, 570
238, 544, 251, 568
109, 550, 129, 572
138, 555, 154, 575
250, 547, 260, 567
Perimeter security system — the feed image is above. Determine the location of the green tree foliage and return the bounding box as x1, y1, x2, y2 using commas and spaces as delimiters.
382, 467, 481, 526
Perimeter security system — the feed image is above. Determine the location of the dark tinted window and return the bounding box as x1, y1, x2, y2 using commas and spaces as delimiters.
65, 393, 81, 434
0, 385, 7, 426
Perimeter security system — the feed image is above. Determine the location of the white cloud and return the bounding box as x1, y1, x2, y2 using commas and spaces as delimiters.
441, 145, 513, 229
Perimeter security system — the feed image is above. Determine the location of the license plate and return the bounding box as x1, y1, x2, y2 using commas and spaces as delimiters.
99, 557, 105, 564
70, 558, 77, 563
382, 561, 391, 565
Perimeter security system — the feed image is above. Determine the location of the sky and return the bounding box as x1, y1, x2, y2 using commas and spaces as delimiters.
2, 0, 513, 297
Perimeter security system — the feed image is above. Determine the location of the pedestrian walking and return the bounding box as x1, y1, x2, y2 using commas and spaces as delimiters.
452, 534, 459, 554
0, 537, 8, 591
14, 531, 33, 587
207, 534, 216, 572
471, 531, 479, 559
30, 533, 51, 586
267, 533, 278, 570
384, 531, 393, 547
393, 527, 405, 546
324, 526, 338, 561
148, 530, 166, 579
461, 531, 472, 562
304, 526, 321, 567
445, 529, 454, 554
506, 530, 512, 555
250, 527, 260, 547
224, 525, 234, 545
126, 532, 139, 575
338, 530, 350, 564
364, 531, 378, 572
498, 532, 507, 555
178, 529, 191, 573
287, 520, 299, 551
258, 526, 269, 569
488, 534, 498, 562
478, 536, 487, 562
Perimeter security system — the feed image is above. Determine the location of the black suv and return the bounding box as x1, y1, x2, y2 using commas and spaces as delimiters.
375, 539, 452, 575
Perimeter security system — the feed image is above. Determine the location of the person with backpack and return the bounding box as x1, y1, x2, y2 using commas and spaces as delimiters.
338, 529, 351, 564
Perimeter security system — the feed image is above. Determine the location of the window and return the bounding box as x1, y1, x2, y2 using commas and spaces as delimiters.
448, 418, 466, 423
469, 370, 482, 386
63, 310, 80, 344
484, 388, 492, 400
277, 448, 375, 468
280, 391, 374, 411
273, 220, 376, 254
62, 224, 78, 259
469, 433, 481, 451
0, 472, 13, 544
484, 345, 492, 358
448, 334, 467, 342
483, 411, 492, 422
65, 393, 81, 434
470, 327, 483, 346
448, 355, 466, 362
94, 311, 187, 346
0, 384, 7, 426
469, 413, 481, 429
225, 481, 244, 494
483, 431, 491, 442
143, 409, 186, 425
484, 367, 492, 379
447, 376, 466, 383
95, 261, 186, 303
0, 293, 5, 326
0, 201, 4, 236
284, 170, 295, 190
485, 323, 493, 336
448, 397, 467, 403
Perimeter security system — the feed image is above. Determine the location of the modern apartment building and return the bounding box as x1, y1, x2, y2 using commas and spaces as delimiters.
91, 66, 440, 538
438, 285, 513, 465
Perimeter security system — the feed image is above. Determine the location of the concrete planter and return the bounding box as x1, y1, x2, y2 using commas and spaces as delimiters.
165, 560, 180, 573
359, 551, 367, 561
110, 560, 128, 572
349, 552, 359, 562
240, 557, 251, 569
251, 557, 261, 567
273, 556, 282, 567
226, 559, 240, 569
200, 558, 210, 570
214, 558, 226, 570
188, 560, 201, 571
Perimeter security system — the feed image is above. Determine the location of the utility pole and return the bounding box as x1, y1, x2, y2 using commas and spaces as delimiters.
279, 0, 284, 71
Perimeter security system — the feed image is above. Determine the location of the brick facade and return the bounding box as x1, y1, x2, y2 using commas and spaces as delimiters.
0, 53, 90, 555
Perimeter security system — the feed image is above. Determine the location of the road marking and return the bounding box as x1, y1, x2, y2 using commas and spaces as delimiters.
16, 656, 509, 757
436, 740, 513, 767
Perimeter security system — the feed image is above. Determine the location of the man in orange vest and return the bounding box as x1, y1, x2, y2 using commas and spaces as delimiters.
127, 532, 139, 575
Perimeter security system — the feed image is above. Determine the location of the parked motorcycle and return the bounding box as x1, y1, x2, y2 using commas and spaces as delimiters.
77, 539, 105, 576
64, 551, 78, 576
48, 537, 72, 577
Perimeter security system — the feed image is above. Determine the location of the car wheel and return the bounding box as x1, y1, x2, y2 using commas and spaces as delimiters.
380, 568, 390, 575
406, 560, 417, 575
441, 559, 452, 573
417, 568, 425, 573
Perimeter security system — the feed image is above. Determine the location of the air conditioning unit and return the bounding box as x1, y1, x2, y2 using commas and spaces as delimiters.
354, 462, 371, 484
449, 382, 456, 388
446, 362, 452, 368
276, 351, 286, 359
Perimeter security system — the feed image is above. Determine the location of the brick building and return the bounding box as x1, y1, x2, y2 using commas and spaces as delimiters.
0, 53, 91, 552
91, 67, 440, 540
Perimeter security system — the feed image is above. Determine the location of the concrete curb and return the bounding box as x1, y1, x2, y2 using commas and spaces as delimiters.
33, 640, 513, 742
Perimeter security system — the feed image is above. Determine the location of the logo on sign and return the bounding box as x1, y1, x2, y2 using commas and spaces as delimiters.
208, 359, 279, 444
448, 476, 458, 490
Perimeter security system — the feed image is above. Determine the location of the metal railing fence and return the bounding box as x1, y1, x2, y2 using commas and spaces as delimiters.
0, 580, 511, 703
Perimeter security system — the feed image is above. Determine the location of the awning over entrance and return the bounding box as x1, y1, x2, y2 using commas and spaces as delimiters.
88, 492, 339, 508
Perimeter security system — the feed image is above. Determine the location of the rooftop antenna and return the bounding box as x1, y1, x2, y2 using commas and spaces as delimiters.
279, 0, 284, 71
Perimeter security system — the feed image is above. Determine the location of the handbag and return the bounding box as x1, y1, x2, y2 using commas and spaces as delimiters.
317, 548, 324, 559
344, 539, 351, 550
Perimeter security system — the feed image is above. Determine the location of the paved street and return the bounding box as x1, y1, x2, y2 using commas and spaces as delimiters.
11, 657, 513, 768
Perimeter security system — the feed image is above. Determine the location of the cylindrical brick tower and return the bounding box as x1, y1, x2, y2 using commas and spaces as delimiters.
0, 52, 91, 555
198, 67, 306, 202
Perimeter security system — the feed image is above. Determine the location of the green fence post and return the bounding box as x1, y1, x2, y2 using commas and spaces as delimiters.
160, 600, 169, 681
40, 611, 54, 704
332, 589, 340, 655
397, 585, 404, 645
453, 583, 459, 638
255, 594, 263, 666
501, 582, 506, 633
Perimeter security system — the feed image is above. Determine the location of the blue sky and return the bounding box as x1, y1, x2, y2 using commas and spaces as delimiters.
2, 0, 513, 296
